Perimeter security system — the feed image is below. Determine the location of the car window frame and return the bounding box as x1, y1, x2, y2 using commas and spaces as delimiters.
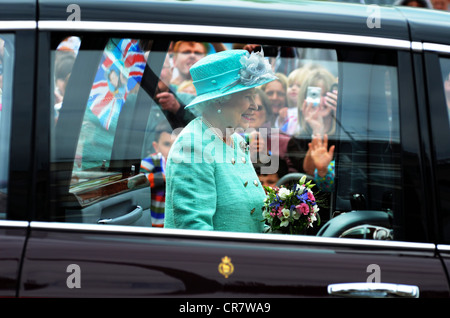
7, 28, 37, 222
35, 21, 432, 246
423, 49, 450, 245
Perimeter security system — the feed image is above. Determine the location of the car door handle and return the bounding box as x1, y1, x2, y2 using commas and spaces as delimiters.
327, 282, 419, 298
98, 206, 143, 225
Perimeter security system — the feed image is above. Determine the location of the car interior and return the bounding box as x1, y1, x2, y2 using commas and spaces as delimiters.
0, 34, 14, 220
48, 34, 402, 240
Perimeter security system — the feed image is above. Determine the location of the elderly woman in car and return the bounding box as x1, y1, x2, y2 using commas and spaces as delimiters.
164, 49, 277, 232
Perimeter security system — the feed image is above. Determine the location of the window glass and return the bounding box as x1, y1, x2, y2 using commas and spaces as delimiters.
437, 56, 450, 243
0, 34, 14, 219
50, 36, 401, 241
441, 58, 450, 124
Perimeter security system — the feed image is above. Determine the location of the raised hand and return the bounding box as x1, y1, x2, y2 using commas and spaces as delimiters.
308, 134, 335, 177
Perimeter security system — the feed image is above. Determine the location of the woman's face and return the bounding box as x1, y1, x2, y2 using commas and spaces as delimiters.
249, 94, 267, 128
221, 88, 257, 130
287, 81, 301, 107
445, 73, 450, 110
444, 73, 450, 97
264, 80, 286, 115
158, 55, 173, 92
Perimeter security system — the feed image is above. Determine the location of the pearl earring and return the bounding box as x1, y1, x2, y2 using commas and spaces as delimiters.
217, 109, 222, 114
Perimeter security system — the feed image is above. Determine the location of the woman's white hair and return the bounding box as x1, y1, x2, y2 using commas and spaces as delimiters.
192, 94, 233, 114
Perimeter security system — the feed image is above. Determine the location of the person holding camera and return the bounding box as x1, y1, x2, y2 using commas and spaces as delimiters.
285, 66, 337, 192
300, 67, 337, 191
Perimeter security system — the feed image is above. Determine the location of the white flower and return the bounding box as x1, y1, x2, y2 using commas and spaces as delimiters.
299, 175, 307, 184
313, 204, 320, 213
278, 188, 291, 200
298, 185, 306, 193
262, 210, 271, 220
278, 208, 291, 227
239, 50, 277, 86
308, 213, 318, 228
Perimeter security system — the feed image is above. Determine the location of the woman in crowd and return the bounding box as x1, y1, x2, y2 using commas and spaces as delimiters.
277, 66, 311, 136
287, 67, 338, 191
261, 72, 288, 126
164, 49, 277, 232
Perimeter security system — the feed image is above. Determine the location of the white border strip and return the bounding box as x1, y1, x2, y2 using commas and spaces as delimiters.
38, 20, 412, 50
1, 20, 449, 54
30, 221, 435, 251
0, 21, 36, 30
411, 41, 423, 52
0, 220, 29, 228
423, 42, 450, 54
437, 244, 450, 252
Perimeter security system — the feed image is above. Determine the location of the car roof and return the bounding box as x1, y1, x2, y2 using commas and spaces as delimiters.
1, 0, 449, 46
39, 0, 411, 39
0, 0, 35, 21
396, 6, 450, 46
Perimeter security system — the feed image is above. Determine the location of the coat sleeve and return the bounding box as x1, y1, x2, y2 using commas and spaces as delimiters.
164, 131, 217, 230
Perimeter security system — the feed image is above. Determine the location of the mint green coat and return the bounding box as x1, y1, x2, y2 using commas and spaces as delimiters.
164, 117, 266, 233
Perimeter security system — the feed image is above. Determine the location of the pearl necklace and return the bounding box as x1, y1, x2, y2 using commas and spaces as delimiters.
201, 117, 235, 149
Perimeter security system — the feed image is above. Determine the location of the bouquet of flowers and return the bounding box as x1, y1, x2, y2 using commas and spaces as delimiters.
262, 175, 320, 234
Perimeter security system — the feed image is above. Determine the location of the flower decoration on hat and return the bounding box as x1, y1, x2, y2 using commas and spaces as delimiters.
222, 49, 277, 92
239, 49, 276, 86
185, 49, 277, 109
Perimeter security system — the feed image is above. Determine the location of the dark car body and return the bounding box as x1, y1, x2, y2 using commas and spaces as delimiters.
1, 0, 450, 299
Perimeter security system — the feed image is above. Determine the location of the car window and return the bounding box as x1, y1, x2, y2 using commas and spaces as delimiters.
436, 56, 450, 243
0, 34, 14, 219
441, 58, 450, 125
49, 35, 401, 241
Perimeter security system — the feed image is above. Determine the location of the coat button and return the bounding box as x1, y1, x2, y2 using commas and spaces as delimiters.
231, 158, 235, 164
241, 157, 246, 164
253, 180, 259, 186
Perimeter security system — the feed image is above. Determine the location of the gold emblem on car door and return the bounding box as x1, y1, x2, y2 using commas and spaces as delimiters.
218, 256, 234, 278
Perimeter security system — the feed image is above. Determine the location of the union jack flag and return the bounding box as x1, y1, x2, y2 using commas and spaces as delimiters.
87, 38, 146, 130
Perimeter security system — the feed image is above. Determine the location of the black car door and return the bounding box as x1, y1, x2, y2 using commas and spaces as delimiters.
0, 0, 36, 298
18, 16, 450, 298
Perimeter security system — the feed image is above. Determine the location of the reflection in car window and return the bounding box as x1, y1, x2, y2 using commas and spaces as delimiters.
440, 58, 450, 124
0, 34, 14, 219
49, 36, 401, 241
76, 38, 147, 171
437, 57, 450, 243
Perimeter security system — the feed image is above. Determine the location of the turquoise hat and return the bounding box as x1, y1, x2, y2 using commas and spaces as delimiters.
185, 49, 277, 109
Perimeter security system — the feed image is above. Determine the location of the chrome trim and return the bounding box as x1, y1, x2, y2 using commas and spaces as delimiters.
0, 220, 29, 228
0, 21, 36, 30
30, 221, 435, 251
437, 244, 450, 252
411, 41, 423, 52
327, 282, 420, 298
423, 42, 450, 54
38, 20, 411, 50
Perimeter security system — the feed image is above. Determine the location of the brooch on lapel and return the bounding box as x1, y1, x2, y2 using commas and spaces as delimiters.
239, 140, 249, 154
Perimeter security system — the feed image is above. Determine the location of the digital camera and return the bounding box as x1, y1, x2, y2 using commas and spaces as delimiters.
306, 86, 322, 107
